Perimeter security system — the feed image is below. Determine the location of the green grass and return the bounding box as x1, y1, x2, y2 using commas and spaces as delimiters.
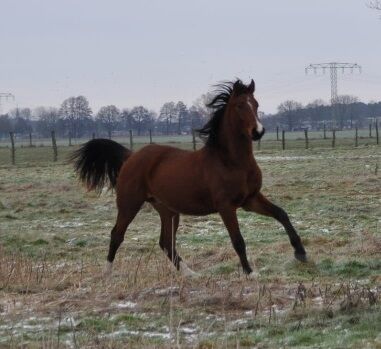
0, 143, 380, 348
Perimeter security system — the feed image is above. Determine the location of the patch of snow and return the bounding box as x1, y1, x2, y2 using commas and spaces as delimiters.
230, 319, 248, 327
181, 327, 197, 334
154, 287, 179, 296
113, 301, 137, 309
55, 220, 84, 229
312, 296, 324, 306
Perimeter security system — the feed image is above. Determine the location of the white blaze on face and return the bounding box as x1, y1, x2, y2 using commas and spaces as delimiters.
247, 99, 263, 133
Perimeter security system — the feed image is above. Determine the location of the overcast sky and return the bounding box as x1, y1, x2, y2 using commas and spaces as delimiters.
1, 0, 380, 115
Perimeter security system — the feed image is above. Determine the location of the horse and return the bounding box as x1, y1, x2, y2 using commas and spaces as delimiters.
71, 79, 307, 278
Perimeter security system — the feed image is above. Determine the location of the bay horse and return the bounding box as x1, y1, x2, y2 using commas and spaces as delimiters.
71, 79, 307, 278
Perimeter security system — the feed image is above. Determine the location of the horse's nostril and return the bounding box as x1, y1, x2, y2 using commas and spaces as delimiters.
252, 128, 265, 141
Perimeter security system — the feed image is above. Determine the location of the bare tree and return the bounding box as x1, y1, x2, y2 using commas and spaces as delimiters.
130, 106, 154, 136
306, 99, 327, 108
368, 1, 381, 11
0, 114, 11, 137
305, 99, 328, 128
60, 96, 92, 139
175, 101, 187, 134
278, 100, 303, 131
34, 107, 60, 136
159, 102, 176, 135
187, 106, 205, 130
336, 95, 359, 129
96, 105, 120, 139
192, 93, 213, 119
9, 108, 33, 134
120, 109, 134, 131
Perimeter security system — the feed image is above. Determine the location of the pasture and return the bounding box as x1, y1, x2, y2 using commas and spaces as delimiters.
0, 139, 380, 348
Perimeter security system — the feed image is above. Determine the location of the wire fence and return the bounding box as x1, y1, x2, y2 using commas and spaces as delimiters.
0, 125, 379, 166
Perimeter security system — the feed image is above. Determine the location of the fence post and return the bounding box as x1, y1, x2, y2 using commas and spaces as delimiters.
282, 130, 285, 150
149, 129, 153, 144
304, 129, 309, 149
376, 121, 379, 145
69, 132, 72, 146
51, 130, 58, 162
129, 130, 133, 150
323, 122, 327, 139
276, 126, 279, 141
332, 130, 336, 148
92, 132, 96, 140
355, 127, 358, 147
192, 130, 196, 151
9, 132, 15, 165
369, 124, 372, 138
29, 132, 33, 147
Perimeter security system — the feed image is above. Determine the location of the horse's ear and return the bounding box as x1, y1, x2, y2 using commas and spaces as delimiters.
248, 79, 255, 94
233, 79, 243, 91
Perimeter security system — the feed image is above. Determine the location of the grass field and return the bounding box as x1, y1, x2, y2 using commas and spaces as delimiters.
0, 141, 380, 348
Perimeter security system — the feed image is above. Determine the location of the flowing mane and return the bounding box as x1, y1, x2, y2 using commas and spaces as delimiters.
197, 79, 249, 147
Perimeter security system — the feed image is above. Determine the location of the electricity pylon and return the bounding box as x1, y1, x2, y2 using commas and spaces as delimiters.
0, 92, 15, 114
305, 62, 361, 129
305, 62, 361, 105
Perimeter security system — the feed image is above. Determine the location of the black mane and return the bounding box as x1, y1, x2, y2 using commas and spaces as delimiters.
197, 79, 249, 147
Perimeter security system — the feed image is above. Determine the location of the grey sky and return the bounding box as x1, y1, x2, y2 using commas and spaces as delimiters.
1, 0, 380, 115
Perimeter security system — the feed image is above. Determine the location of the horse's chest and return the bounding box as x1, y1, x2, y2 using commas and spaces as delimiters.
247, 169, 262, 193
224, 171, 262, 207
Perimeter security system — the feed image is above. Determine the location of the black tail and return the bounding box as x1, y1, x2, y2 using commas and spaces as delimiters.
70, 139, 131, 192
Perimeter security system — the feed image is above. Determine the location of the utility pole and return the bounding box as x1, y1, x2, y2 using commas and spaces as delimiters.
305, 62, 361, 128
0, 93, 15, 114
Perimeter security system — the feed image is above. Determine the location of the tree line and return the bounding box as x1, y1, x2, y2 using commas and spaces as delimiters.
264, 96, 381, 132
0, 95, 209, 139
0, 94, 380, 140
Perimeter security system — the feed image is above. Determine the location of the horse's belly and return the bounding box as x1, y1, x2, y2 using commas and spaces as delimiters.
148, 178, 215, 215
150, 190, 215, 215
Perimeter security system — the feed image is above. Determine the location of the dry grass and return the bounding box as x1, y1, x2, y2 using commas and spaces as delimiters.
0, 145, 380, 348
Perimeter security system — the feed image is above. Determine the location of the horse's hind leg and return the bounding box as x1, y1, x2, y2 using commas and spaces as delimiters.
243, 192, 307, 262
105, 202, 143, 276
153, 203, 198, 277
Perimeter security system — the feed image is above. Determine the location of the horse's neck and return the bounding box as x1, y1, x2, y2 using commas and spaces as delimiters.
218, 124, 254, 167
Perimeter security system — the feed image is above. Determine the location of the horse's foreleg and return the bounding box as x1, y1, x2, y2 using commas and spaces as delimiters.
219, 207, 254, 276
243, 192, 307, 262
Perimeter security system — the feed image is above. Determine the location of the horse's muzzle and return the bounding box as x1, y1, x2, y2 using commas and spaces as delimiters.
252, 127, 265, 141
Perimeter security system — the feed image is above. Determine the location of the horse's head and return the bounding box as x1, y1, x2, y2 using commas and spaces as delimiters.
198, 79, 265, 148
228, 79, 265, 141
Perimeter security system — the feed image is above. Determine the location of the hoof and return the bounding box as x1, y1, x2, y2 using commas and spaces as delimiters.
180, 261, 201, 279
247, 271, 259, 280
186, 271, 202, 279
295, 252, 308, 263
103, 261, 113, 279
